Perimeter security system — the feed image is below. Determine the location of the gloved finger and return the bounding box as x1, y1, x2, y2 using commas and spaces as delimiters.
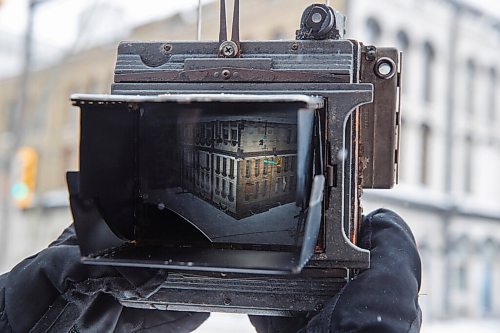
117, 307, 210, 333
4, 223, 207, 333
248, 314, 309, 333
29, 291, 209, 333
300, 208, 422, 333
5, 241, 120, 332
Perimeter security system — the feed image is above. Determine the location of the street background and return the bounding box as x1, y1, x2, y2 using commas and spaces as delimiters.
1, 0, 500, 332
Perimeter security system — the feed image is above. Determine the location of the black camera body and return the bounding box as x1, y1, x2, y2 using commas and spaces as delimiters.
67, 3, 401, 315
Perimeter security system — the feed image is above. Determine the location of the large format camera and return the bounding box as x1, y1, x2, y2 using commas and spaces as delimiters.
67, 2, 401, 315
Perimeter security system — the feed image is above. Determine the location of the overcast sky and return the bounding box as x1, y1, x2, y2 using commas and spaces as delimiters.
0, 0, 499, 78
1, 0, 499, 49
0, 0, 212, 48
0, 0, 216, 77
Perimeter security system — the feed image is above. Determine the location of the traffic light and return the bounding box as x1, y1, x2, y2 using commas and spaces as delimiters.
11, 146, 38, 209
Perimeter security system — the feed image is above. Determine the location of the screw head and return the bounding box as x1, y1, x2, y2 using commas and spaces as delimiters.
223, 45, 234, 56
163, 44, 172, 53
222, 69, 231, 79
219, 41, 239, 58
365, 46, 376, 61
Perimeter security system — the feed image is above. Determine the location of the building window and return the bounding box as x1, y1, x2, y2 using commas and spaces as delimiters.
396, 30, 410, 93
282, 177, 287, 192
423, 42, 435, 103
195, 125, 201, 143
420, 124, 431, 186
263, 161, 268, 175
201, 124, 206, 140
286, 129, 292, 144
291, 156, 296, 172
206, 125, 212, 142
231, 127, 238, 141
254, 182, 259, 197
262, 179, 267, 196
228, 182, 234, 202
185, 167, 189, 181
222, 157, 227, 176
215, 122, 221, 140
216, 156, 220, 174
206, 154, 210, 170
254, 159, 260, 177
464, 135, 473, 193
365, 17, 381, 44
222, 179, 227, 198
396, 30, 410, 53
488, 67, 497, 125
223, 122, 229, 140
245, 183, 251, 201
466, 59, 476, 116
481, 239, 495, 315
246, 160, 251, 178
229, 159, 234, 178
275, 178, 280, 193
215, 176, 220, 194
284, 157, 289, 172
454, 264, 468, 291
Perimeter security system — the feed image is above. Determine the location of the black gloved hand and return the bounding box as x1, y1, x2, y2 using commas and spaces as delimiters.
249, 208, 422, 333
0, 225, 209, 333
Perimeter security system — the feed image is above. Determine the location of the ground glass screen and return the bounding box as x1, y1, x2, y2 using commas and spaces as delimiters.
139, 102, 312, 247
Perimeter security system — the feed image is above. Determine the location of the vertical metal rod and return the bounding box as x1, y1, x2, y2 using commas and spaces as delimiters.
197, 0, 202, 40
219, 0, 227, 42
231, 0, 240, 43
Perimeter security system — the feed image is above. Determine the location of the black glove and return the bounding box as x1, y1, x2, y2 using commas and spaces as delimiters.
249, 208, 422, 333
0, 225, 209, 333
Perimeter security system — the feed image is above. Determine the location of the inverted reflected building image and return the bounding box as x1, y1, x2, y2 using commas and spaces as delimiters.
177, 118, 297, 219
